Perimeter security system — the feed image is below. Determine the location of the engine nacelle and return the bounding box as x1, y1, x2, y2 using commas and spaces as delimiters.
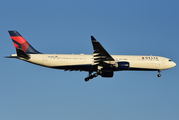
100, 71, 114, 77
116, 62, 130, 70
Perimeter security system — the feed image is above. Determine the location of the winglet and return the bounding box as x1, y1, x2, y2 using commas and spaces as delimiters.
91, 36, 97, 41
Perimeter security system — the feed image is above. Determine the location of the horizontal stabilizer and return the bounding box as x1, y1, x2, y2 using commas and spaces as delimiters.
16, 48, 30, 59
4, 56, 18, 58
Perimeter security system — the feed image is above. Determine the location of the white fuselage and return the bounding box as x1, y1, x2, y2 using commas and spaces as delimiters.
11, 54, 176, 71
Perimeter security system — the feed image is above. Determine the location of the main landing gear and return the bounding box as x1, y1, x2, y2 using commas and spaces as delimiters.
157, 70, 161, 77
85, 71, 98, 82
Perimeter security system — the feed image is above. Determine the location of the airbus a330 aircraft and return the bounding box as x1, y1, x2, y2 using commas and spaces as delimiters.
6, 31, 176, 81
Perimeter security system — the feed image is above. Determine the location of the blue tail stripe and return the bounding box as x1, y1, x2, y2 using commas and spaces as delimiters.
26, 45, 41, 54
12, 40, 22, 49
9, 31, 22, 36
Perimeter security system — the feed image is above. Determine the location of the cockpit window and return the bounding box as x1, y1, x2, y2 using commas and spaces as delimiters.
169, 60, 172, 62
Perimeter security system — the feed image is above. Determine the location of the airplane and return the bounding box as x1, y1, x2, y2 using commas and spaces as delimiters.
6, 31, 176, 81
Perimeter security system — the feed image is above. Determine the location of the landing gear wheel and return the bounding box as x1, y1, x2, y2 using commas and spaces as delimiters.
94, 73, 98, 77
84, 72, 99, 82
85, 78, 89, 82
157, 74, 161, 77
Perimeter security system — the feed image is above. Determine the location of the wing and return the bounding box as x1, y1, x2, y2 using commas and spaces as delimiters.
91, 36, 115, 67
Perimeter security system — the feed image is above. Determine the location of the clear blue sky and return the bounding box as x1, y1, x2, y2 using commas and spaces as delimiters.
1, 0, 179, 120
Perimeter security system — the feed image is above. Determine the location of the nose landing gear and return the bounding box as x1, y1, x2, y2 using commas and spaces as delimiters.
157, 70, 161, 77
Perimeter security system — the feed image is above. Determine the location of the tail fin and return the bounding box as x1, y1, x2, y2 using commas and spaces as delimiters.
8, 31, 41, 54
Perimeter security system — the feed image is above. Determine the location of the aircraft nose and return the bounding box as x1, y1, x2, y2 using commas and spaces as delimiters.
166, 61, 176, 69
173, 62, 176, 67
170, 61, 176, 68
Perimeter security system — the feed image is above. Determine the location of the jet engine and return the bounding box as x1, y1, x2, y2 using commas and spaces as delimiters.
100, 71, 114, 77
116, 62, 130, 70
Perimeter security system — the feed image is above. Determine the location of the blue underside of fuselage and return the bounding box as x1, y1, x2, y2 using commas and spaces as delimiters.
51, 64, 96, 71
51, 64, 159, 72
